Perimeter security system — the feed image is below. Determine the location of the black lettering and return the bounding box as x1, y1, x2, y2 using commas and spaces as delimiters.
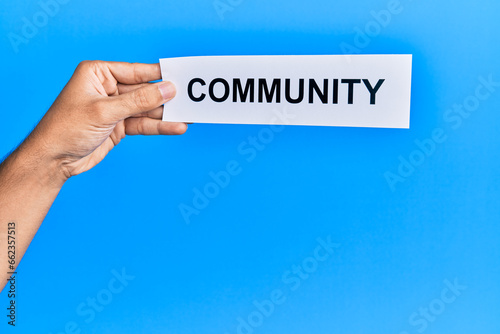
189, 77, 385, 106
363, 79, 385, 104
187, 78, 206, 102
285, 79, 304, 104
309, 79, 328, 104
209, 78, 230, 103
332, 79, 338, 104
233, 78, 255, 103
258, 79, 281, 103
341, 79, 361, 104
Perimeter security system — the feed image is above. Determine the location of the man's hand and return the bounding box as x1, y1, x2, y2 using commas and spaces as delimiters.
0, 61, 187, 291
30, 60, 187, 180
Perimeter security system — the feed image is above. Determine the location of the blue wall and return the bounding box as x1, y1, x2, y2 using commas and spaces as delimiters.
1, 0, 499, 333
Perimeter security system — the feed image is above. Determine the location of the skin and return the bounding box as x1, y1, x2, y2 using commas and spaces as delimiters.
0, 61, 187, 291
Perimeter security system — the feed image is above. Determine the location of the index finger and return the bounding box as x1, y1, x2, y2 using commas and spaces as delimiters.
105, 62, 161, 84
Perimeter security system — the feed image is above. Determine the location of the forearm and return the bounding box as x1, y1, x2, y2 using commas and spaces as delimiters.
0, 133, 66, 291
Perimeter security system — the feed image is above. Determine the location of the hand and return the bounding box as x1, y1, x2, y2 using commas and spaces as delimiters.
28, 60, 187, 181
0, 60, 188, 292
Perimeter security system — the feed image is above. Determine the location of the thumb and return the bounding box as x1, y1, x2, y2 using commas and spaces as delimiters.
112, 81, 176, 119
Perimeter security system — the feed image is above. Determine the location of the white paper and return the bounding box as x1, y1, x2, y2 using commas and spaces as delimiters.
160, 55, 412, 128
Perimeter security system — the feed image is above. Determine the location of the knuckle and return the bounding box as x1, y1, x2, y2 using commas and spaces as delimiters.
131, 63, 143, 83
132, 88, 151, 111
77, 60, 92, 70
137, 119, 146, 134
76, 60, 103, 72
91, 100, 111, 122
76, 60, 90, 69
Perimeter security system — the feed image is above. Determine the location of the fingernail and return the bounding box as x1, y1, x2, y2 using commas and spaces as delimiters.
159, 82, 176, 101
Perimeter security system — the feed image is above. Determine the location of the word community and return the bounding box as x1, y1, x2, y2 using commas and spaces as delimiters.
188, 77, 385, 105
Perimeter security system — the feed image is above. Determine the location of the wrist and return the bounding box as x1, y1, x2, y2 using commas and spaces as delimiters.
5, 134, 68, 190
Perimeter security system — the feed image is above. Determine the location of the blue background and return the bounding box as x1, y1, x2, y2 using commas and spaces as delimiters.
1, 0, 499, 333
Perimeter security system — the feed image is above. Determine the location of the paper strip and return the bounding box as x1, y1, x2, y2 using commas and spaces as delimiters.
160, 55, 412, 128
